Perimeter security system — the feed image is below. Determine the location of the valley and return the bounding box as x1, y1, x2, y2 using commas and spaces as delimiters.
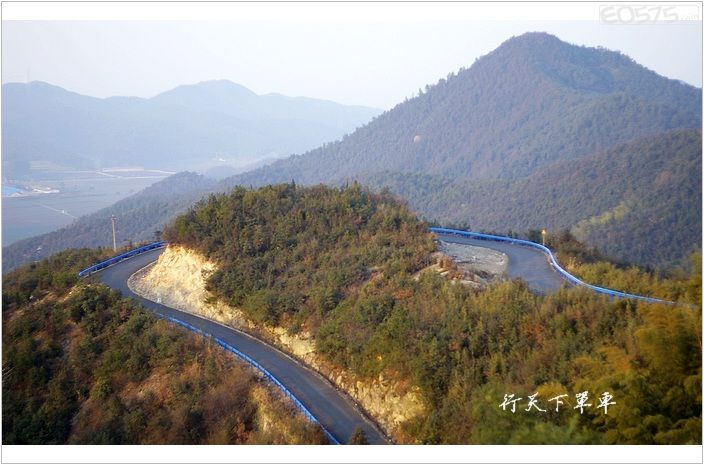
2, 167, 174, 245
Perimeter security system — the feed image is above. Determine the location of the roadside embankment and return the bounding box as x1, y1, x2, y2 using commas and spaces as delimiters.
128, 245, 424, 442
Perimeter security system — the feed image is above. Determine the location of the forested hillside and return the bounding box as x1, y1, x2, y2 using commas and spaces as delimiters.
2, 250, 327, 444
359, 129, 702, 269
220, 32, 701, 269
227, 32, 699, 186
3, 172, 216, 272
163, 183, 435, 326
164, 184, 701, 444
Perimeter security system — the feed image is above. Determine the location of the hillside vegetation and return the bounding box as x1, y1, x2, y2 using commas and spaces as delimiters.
230, 33, 699, 186
163, 183, 435, 327
362, 129, 702, 269
164, 184, 701, 444
2, 250, 327, 444
220, 32, 701, 270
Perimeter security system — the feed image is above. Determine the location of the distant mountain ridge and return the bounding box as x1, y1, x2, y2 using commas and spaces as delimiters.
152, 80, 377, 128
1, 80, 381, 173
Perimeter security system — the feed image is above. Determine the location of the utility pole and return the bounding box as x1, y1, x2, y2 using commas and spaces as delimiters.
111, 215, 117, 252
541, 229, 547, 247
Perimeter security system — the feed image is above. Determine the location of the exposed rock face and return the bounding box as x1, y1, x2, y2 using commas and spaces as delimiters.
128, 246, 246, 327
128, 245, 424, 442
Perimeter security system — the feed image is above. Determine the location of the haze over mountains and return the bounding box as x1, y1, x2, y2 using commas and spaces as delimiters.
4, 32, 701, 271
2, 79, 381, 175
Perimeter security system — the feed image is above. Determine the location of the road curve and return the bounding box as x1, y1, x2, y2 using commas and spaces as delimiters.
434, 232, 566, 294
95, 247, 387, 445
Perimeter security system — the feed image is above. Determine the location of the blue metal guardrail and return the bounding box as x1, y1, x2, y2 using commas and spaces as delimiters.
151, 311, 341, 445
77, 241, 343, 443
75, 227, 680, 444
430, 227, 677, 306
77, 241, 167, 278
82, 231, 682, 306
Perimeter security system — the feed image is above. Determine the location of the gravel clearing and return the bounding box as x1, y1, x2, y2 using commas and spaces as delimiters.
438, 240, 508, 278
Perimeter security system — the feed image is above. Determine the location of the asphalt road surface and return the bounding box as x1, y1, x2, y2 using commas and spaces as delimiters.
95, 247, 387, 445
435, 233, 567, 294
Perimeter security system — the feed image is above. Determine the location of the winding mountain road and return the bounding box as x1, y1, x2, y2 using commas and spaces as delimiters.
434, 232, 566, 293
95, 248, 387, 445
94, 233, 567, 445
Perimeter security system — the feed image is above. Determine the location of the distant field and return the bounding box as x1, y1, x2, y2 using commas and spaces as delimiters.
2, 186, 22, 196
2, 170, 171, 245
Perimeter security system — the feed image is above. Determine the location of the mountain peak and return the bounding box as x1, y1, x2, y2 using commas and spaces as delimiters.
488, 32, 568, 58
153, 79, 258, 101
227, 32, 700, 211
476, 30, 693, 96
192, 79, 256, 93
504, 31, 564, 45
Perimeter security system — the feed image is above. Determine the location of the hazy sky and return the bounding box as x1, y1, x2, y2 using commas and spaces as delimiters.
2, 19, 701, 109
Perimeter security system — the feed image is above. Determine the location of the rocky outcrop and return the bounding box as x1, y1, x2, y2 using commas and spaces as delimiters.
128, 245, 424, 442
128, 246, 249, 328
